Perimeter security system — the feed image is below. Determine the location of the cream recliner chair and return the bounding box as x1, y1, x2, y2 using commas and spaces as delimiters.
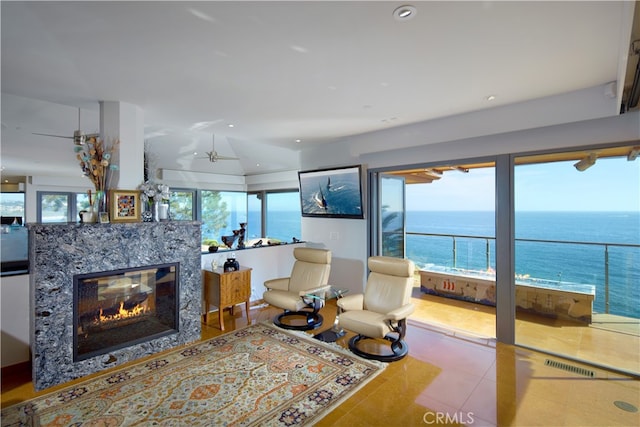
337, 256, 415, 362
263, 247, 332, 330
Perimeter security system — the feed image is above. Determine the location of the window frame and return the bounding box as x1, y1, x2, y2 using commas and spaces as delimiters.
37, 191, 73, 223
250, 188, 300, 242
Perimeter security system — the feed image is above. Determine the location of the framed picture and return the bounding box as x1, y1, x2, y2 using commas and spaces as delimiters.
109, 190, 141, 222
99, 212, 110, 224
298, 164, 365, 219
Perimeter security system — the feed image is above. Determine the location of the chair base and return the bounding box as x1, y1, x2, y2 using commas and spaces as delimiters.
348, 334, 409, 362
273, 311, 324, 331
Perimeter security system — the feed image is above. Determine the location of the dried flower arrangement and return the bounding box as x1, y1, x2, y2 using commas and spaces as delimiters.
75, 137, 120, 212
75, 137, 119, 191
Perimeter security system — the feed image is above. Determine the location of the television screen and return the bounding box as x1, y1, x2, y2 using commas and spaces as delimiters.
298, 165, 364, 219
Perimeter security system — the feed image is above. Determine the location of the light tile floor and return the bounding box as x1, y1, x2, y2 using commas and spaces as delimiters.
2, 292, 639, 426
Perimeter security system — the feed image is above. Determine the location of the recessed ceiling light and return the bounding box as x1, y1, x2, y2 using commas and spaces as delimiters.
295, 139, 301, 143
228, 124, 235, 128
193, 152, 198, 156
486, 95, 497, 101
393, 5, 417, 21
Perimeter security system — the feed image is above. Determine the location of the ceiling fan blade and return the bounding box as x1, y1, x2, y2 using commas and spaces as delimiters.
196, 135, 239, 163
32, 132, 74, 139
33, 106, 98, 145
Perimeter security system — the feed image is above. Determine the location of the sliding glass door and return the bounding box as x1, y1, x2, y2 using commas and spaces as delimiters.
372, 162, 497, 338
370, 144, 639, 375
379, 174, 405, 258
513, 146, 640, 374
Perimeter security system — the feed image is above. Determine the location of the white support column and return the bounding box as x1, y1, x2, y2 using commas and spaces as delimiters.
100, 101, 144, 190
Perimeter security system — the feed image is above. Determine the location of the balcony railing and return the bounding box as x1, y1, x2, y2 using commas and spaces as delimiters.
406, 231, 640, 315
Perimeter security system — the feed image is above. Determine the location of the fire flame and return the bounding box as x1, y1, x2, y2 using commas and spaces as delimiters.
97, 300, 149, 324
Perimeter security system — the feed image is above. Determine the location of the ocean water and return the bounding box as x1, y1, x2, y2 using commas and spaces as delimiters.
405, 211, 640, 318
263, 210, 640, 318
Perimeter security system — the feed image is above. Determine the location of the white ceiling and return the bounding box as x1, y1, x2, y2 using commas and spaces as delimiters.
1, 1, 636, 181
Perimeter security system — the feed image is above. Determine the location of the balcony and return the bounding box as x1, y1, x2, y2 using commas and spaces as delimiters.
405, 231, 640, 375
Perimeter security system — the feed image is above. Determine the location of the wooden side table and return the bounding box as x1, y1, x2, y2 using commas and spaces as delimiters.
202, 266, 252, 331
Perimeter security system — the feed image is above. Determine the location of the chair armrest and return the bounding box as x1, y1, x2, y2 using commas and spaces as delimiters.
264, 277, 290, 291
383, 303, 415, 321
337, 293, 364, 311
296, 284, 331, 297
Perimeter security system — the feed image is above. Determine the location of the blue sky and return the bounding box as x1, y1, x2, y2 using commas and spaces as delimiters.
406, 157, 640, 212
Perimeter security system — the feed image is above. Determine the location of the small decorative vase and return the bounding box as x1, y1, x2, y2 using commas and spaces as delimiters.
158, 203, 169, 220
142, 209, 153, 222
81, 210, 95, 223
223, 258, 239, 272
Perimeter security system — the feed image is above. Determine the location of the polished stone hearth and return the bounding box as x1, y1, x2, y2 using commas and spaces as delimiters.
28, 221, 201, 391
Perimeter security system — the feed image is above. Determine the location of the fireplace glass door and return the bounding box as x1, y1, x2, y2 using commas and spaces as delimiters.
73, 262, 179, 361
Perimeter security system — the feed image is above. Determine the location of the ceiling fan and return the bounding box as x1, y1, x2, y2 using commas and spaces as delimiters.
198, 134, 239, 163
32, 108, 98, 146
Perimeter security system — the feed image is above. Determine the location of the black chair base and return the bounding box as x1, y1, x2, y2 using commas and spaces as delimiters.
273, 311, 324, 331
348, 334, 409, 362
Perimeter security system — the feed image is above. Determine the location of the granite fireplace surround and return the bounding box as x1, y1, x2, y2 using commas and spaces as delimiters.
28, 221, 202, 391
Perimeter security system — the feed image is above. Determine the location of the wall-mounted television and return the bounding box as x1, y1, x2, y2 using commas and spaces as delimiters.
298, 164, 365, 219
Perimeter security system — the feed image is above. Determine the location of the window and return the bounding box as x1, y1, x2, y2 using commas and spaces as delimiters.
1, 192, 28, 273
76, 193, 91, 216
0, 192, 25, 224
33, 187, 302, 252
38, 192, 71, 223
37, 191, 94, 223
169, 188, 196, 220
247, 190, 301, 244
247, 193, 263, 240
201, 190, 247, 248
265, 191, 301, 242
513, 146, 640, 373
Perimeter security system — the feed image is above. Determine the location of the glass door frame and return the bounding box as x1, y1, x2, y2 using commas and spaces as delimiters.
368, 155, 513, 343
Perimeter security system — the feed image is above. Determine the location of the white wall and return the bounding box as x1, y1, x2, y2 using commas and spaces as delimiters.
298, 110, 640, 293
300, 218, 368, 295
361, 111, 640, 170
1, 274, 30, 367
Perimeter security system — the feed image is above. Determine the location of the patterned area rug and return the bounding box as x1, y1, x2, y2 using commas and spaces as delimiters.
2, 322, 385, 426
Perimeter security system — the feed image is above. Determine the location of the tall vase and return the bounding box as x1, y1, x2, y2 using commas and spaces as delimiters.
153, 201, 160, 222
94, 190, 107, 214
141, 203, 153, 222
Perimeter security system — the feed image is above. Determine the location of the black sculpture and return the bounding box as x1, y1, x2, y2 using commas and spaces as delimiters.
236, 222, 246, 249
221, 222, 247, 249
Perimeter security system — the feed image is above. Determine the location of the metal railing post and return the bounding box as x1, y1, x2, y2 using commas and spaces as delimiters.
605, 244, 610, 314
486, 238, 490, 270
452, 236, 457, 268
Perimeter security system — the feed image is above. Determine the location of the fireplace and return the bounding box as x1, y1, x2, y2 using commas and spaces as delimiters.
73, 262, 179, 361
30, 221, 201, 391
